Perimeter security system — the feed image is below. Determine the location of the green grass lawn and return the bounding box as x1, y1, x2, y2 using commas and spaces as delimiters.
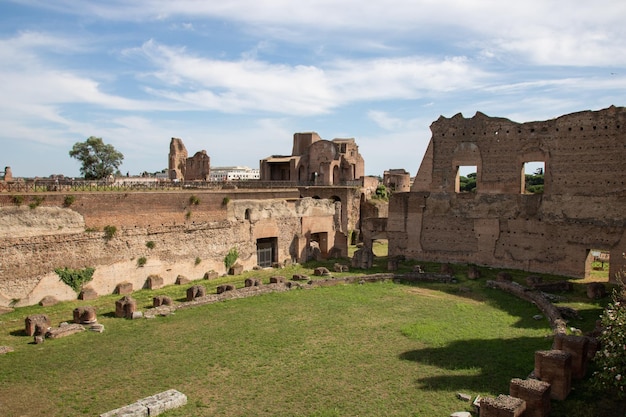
0, 257, 616, 417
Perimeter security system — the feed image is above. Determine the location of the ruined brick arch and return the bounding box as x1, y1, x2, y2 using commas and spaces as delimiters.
451, 142, 482, 193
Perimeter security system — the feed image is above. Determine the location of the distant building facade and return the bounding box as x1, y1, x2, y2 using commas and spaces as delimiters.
383, 169, 411, 192
260, 132, 364, 185
209, 166, 260, 181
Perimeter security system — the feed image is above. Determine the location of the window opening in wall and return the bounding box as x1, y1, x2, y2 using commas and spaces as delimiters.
456, 165, 477, 193
522, 161, 545, 194
256, 237, 277, 268
585, 248, 610, 281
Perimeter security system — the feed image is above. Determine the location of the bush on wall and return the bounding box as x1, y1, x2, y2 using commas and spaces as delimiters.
55, 267, 95, 293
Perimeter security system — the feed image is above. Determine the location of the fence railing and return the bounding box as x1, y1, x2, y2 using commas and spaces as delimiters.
0, 178, 364, 193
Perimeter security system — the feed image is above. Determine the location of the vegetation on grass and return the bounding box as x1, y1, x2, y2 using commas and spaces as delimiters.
54, 266, 95, 293
224, 247, 239, 271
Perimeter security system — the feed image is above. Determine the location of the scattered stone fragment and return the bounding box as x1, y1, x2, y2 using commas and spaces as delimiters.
533, 314, 543, 320
186, 285, 206, 301
79, 287, 98, 300
450, 412, 472, 417
203, 270, 219, 280
46, 323, 85, 339
456, 393, 472, 402
25, 314, 50, 336
115, 281, 133, 295
38, 295, 59, 307
216, 284, 235, 294
90, 324, 105, 333
175, 275, 190, 285
314, 267, 331, 276
0, 346, 15, 354
73, 306, 97, 324
115, 295, 137, 319
146, 274, 164, 290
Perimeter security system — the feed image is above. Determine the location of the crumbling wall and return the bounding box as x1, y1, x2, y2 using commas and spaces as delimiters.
0, 192, 340, 306
389, 106, 626, 281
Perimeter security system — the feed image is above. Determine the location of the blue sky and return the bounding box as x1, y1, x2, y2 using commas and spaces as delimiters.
1, 1, 625, 178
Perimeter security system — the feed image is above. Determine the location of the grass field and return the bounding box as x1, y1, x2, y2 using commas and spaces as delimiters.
0, 254, 618, 416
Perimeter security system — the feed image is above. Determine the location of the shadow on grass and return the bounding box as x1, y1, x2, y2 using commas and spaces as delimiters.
399, 336, 549, 393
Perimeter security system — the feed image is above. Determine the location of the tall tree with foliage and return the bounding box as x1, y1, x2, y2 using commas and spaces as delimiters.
69, 136, 124, 180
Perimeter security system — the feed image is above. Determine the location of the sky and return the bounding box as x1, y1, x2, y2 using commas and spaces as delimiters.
1, 1, 625, 179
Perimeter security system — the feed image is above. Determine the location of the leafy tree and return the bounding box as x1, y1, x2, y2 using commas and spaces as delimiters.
69, 136, 124, 180
525, 172, 544, 194
459, 173, 477, 192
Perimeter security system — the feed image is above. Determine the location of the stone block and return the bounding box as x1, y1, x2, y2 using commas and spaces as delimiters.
333, 263, 349, 272
153, 295, 173, 307
509, 378, 551, 417
496, 271, 512, 282
270, 276, 285, 284
137, 389, 187, 416
203, 270, 219, 280
534, 350, 572, 400
467, 265, 481, 279
479, 394, 526, 417
553, 334, 589, 379
115, 281, 133, 295
146, 275, 164, 290
228, 263, 243, 275
292, 274, 308, 281
586, 282, 606, 299
73, 306, 97, 324
46, 323, 85, 339
216, 284, 235, 294
115, 296, 137, 319
25, 314, 50, 336
38, 295, 59, 307
244, 278, 262, 287
79, 287, 98, 300
99, 402, 148, 417
186, 285, 206, 301
314, 267, 331, 276
175, 275, 190, 285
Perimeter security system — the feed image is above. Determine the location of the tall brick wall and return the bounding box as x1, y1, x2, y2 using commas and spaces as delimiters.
0, 190, 341, 306
389, 106, 626, 280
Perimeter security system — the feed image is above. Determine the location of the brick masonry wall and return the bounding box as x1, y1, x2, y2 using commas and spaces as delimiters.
389, 106, 626, 281
0, 190, 339, 306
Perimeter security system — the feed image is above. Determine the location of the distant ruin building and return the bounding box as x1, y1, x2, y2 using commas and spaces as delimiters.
168, 138, 210, 181
260, 132, 364, 185
1, 166, 13, 182
383, 169, 411, 192
383, 105, 626, 281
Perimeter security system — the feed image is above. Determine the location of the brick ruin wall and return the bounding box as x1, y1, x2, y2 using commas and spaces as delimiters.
388, 106, 626, 280
0, 190, 343, 307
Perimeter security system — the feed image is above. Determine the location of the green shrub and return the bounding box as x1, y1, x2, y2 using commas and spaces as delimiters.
11, 195, 24, 206
146, 241, 156, 249
103, 225, 117, 240
63, 195, 76, 207
195, 257, 202, 265
137, 257, 147, 267
591, 277, 626, 397
189, 195, 200, 205
185, 210, 191, 220
222, 196, 230, 206
29, 196, 44, 209
55, 267, 95, 293
224, 247, 239, 271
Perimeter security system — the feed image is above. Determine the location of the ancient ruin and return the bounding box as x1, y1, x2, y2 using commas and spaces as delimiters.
168, 138, 210, 181
260, 132, 364, 185
385, 105, 626, 281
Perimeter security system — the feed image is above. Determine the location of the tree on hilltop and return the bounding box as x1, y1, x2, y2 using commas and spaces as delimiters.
69, 136, 124, 180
